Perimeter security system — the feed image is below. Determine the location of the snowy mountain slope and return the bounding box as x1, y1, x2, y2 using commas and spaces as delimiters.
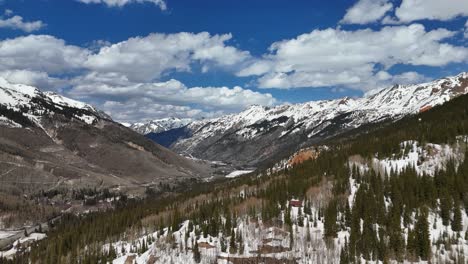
0, 77, 108, 127
153, 72, 468, 167
129, 117, 192, 135
0, 78, 211, 195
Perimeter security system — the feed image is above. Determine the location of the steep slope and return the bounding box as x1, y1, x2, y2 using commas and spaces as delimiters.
0, 78, 211, 195
152, 72, 468, 167
128, 117, 192, 135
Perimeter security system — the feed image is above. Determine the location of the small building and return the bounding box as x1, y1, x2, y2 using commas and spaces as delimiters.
289, 199, 302, 207
419, 105, 432, 113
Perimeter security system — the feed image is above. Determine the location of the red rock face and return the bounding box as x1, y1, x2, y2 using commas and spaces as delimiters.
288, 149, 319, 166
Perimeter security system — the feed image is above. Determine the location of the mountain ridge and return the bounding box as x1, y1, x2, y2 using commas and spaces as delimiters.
0, 78, 212, 196
144, 72, 468, 168
128, 117, 192, 135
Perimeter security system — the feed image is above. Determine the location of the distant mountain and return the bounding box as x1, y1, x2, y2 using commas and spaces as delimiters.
129, 117, 192, 135
0, 78, 211, 195
145, 126, 192, 148
148, 72, 468, 168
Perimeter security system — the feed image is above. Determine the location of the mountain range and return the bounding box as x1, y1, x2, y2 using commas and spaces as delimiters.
126, 117, 192, 135
0, 72, 467, 195
1, 73, 468, 263
140, 72, 468, 168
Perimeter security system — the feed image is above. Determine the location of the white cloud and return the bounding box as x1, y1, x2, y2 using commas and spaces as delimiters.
68, 74, 277, 122
390, 71, 429, 84
0, 32, 261, 121
381, 15, 402, 25
0, 14, 45, 32
69, 75, 276, 110
0, 32, 248, 82
77, 0, 167, 10
343, 0, 468, 25
0, 35, 89, 74
341, 0, 393, 24
0, 70, 67, 90
364, 71, 430, 96
100, 100, 204, 122
239, 24, 468, 90
86, 39, 112, 52
395, 0, 468, 23
85, 32, 250, 82
4, 9, 13, 16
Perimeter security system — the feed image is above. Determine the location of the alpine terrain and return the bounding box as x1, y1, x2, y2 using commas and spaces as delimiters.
0, 77, 212, 196
145, 73, 468, 168
1, 1, 468, 264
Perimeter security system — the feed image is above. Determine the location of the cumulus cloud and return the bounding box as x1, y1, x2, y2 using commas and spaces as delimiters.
0, 70, 67, 90
85, 32, 250, 82
68, 74, 277, 122
238, 24, 468, 90
0, 32, 264, 121
77, 0, 167, 10
0, 32, 249, 82
100, 100, 204, 123
342, 0, 468, 25
0, 23, 464, 121
0, 35, 89, 74
341, 0, 393, 24
0, 13, 45, 32
394, 0, 468, 23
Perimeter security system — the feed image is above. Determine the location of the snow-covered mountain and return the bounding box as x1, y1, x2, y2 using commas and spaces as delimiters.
129, 117, 192, 135
0, 78, 211, 194
0, 77, 109, 128
154, 72, 468, 167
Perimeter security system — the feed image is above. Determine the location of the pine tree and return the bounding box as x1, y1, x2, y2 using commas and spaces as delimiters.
324, 199, 338, 238
108, 242, 116, 259
289, 224, 294, 250
406, 228, 417, 260
340, 238, 349, 264
229, 229, 237, 254
345, 202, 351, 228
193, 242, 201, 263
415, 209, 431, 260
237, 233, 244, 255
225, 212, 232, 233
440, 190, 452, 226
284, 205, 292, 227
452, 201, 462, 232
220, 237, 227, 252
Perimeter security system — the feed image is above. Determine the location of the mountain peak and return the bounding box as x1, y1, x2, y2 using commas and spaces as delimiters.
0, 78, 107, 127
160, 72, 468, 167
129, 117, 192, 135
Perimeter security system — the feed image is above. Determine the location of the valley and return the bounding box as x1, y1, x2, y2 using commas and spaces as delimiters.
0, 74, 467, 263
1, 1, 468, 263
140, 73, 468, 169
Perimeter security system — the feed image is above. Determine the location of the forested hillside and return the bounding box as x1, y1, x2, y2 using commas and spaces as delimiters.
2, 94, 468, 263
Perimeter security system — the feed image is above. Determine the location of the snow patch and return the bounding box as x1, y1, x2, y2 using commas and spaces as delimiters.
226, 170, 254, 178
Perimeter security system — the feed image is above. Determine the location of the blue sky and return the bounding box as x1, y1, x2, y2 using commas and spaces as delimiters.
0, 0, 467, 122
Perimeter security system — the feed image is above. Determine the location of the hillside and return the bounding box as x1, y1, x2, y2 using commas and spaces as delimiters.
6, 89, 467, 264
0, 78, 212, 197
146, 72, 468, 169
